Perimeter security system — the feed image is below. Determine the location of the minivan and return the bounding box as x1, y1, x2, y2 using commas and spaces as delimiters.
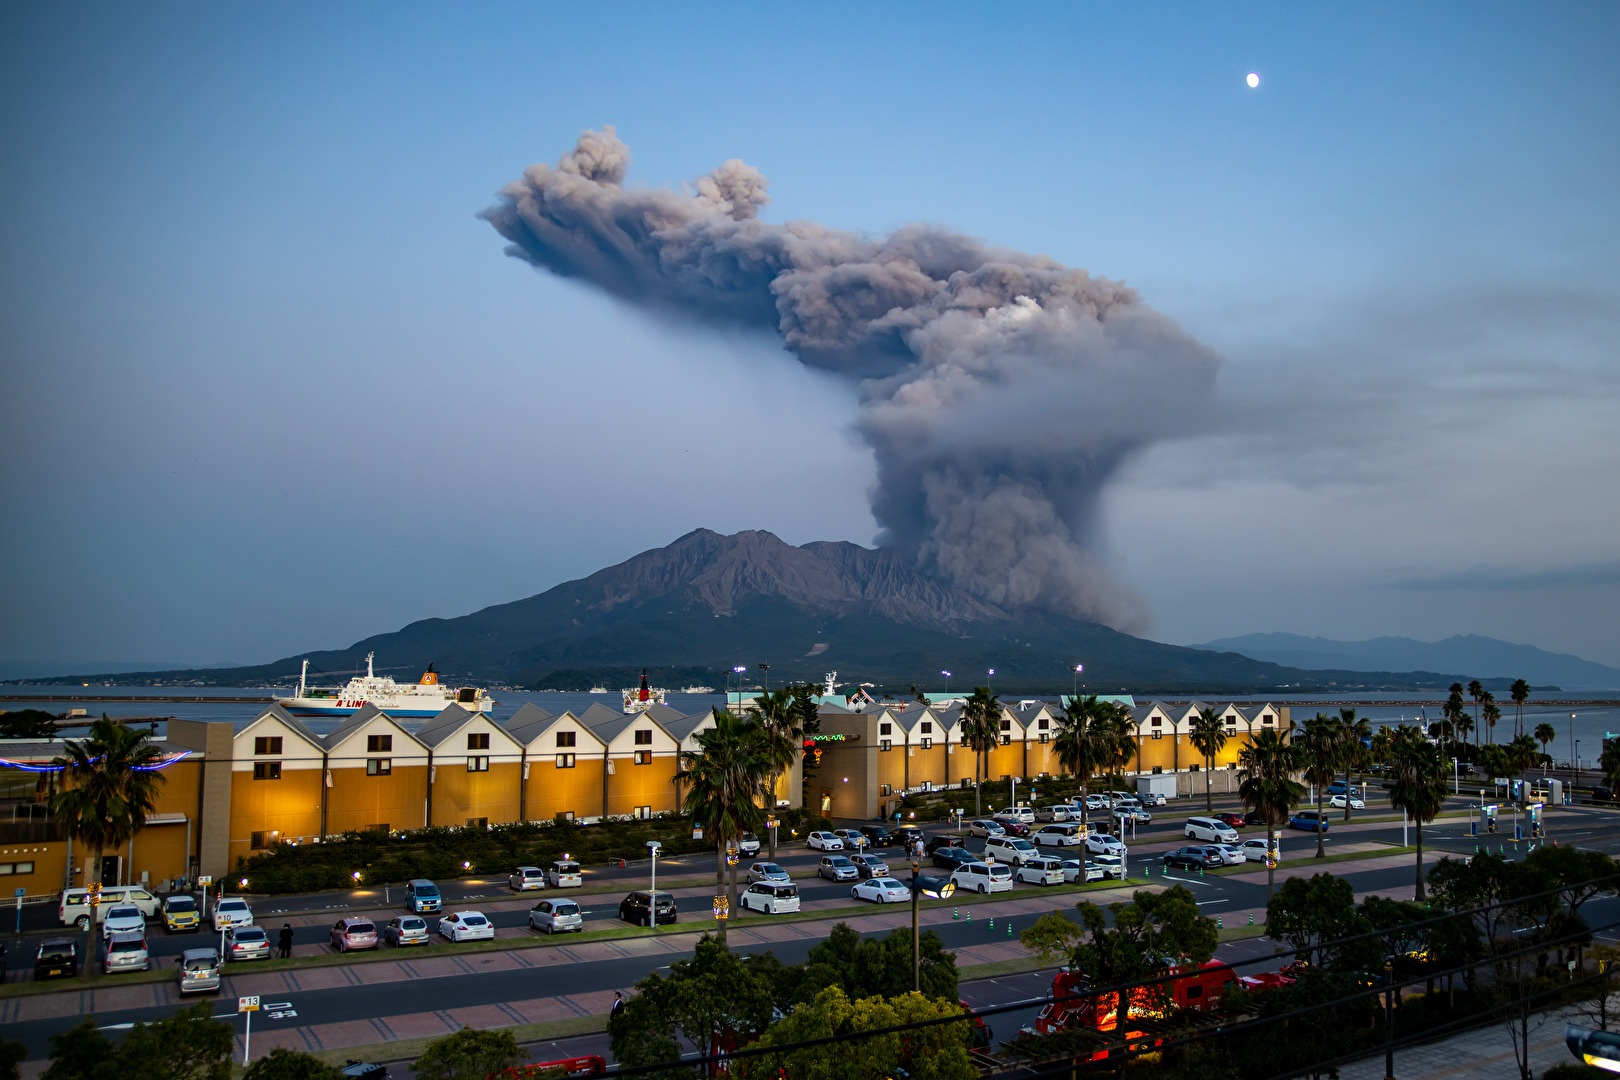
950, 861, 1014, 894
58, 886, 159, 931
1184, 817, 1239, 844
619, 890, 677, 926
739, 882, 800, 914
1015, 857, 1066, 887
178, 947, 220, 994
405, 879, 442, 913
984, 836, 1040, 866
34, 938, 78, 980
1290, 811, 1329, 833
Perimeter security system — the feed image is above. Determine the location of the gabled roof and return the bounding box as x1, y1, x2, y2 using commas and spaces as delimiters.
661, 709, 714, 744
502, 703, 606, 750
1221, 704, 1254, 723
890, 706, 938, 734
414, 704, 491, 749
238, 705, 326, 752
645, 703, 685, 726
581, 704, 667, 746
322, 706, 428, 755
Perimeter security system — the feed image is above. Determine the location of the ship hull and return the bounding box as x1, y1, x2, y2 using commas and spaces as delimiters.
277, 700, 487, 718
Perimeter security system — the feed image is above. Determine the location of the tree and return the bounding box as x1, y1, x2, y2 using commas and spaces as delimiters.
1237, 728, 1303, 899
241, 1049, 345, 1080
743, 985, 977, 1080
1446, 683, 1473, 751
1187, 707, 1228, 813
674, 709, 770, 946
1053, 695, 1114, 836
1265, 873, 1374, 971
1387, 729, 1450, 901
747, 689, 803, 861
1482, 691, 1501, 745
1295, 715, 1341, 859
799, 921, 959, 1003
0, 709, 56, 739
413, 1028, 526, 1080
1534, 723, 1556, 770
1511, 679, 1531, 738
1601, 739, 1620, 795
1506, 734, 1540, 789
959, 688, 999, 818
1468, 680, 1484, 746
789, 683, 821, 810
48, 715, 167, 977
1102, 705, 1139, 786
119, 1002, 234, 1080
1335, 709, 1373, 821
611, 934, 777, 1069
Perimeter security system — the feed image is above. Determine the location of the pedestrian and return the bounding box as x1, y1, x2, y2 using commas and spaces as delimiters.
609, 991, 625, 1031
278, 924, 294, 959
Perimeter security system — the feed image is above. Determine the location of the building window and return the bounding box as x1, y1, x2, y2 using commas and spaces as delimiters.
250, 830, 280, 850
366, 758, 392, 776
920, 738, 933, 750
634, 750, 652, 765
557, 811, 575, 822
1038, 717, 1049, 730
633, 805, 652, 820
880, 740, 892, 752
1000, 719, 1011, 731
1151, 765, 1163, 774
1152, 717, 1162, 727
0, 862, 34, 875
1039, 733, 1049, 744
555, 753, 575, 768
366, 734, 392, 753
467, 733, 490, 751
467, 817, 488, 829
920, 722, 932, 734
1226, 726, 1237, 737
253, 737, 282, 755
879, 784, 892, 796
253, 762, 281, 780
1152, 732, 1163, 740
879, 723, 892, 736
467, 756, 489, 772
1190, 762, 1201, 772
999, 735, 1011, 746
634, 729, 653, 745
1263, 715, 1274, 725
920, 780, 933, 792
556, 731, 576, 747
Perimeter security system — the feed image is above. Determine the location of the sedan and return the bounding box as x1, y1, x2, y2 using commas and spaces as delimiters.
832, 829, 870, 851
818, 855, 859, 882
1138, 791, 1169, 807
1083, 794, 1109, 811
101, 904, 146, 937
806, 831, 845, 852
1060, 859, 1105, 884
967, 819, 1005, 839
330, 918, 379, 952
852, 853, 890, 879
931, 847, 977, 871
852, 877, 914, 904
1239, 839, 1279, 863
528, 899, 584, 934
224, 925, 271, 962
1112, 807, 1152, 824
212, 897, 253, 932
1085, 833, 1127, 857
1329, 793, 1366, 810
1207, 844, 1246, 866
437, 911, 495, 942
508, 866, 546, 891
1215, 813, 1247, 830
747, 861, 790, 884
383, 916, 430, 947
991, 817, 1031, 838
1162, 846, 1223, 870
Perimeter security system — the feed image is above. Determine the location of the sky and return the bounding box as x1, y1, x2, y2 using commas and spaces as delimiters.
2, 2, 1617, 675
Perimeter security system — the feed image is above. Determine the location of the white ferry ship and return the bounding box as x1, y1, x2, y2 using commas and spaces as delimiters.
278, 653, 492, 717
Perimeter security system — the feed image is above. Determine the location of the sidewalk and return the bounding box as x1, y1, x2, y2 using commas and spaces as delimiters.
1337, 1005, 1598, 1080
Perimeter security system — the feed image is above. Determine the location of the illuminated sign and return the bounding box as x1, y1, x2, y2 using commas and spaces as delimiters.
802, 734, 850, 747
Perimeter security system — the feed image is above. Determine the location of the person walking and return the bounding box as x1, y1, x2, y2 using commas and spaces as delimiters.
278, 924, 294, 959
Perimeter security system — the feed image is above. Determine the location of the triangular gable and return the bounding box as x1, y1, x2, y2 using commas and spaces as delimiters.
235, 705, 326, 754
505, 705, 604, 752
322, 709, 429, 760
661, 709, 717, 748
321, 704, 384, 750
414, 705, 523, 757
414, 704, 478, 747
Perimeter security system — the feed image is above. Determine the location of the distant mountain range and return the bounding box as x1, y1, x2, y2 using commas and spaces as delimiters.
8, 530, 1564, 694
1191, 633, 1620, 691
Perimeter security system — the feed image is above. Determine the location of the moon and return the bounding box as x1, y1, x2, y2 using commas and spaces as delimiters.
1246, 72, 1260, 88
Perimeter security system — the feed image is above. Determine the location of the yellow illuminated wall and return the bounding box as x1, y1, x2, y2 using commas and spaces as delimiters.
605, 754, 680, 818
228, 768, 323, 868
326, 765, 429, 833
430, 762, 521, 827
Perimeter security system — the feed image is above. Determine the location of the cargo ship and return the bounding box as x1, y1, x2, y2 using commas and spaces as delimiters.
278, 653, 492, 717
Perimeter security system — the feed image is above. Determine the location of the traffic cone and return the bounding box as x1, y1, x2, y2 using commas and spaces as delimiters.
965, 910, 971, 921
1249, 914, 1254, 926
988, 916, 995, 930
953, 907, 959, 920
1007, 923, 1013, 937
1217, 916, 1223, 929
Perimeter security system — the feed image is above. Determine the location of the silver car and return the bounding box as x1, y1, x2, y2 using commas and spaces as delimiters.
528, 898, 584, 934
851, 853, 889, 879
818, 855, 859, 882
383, 916, 430, 947
103, 930, 150, 974
967, 819, 1005, 839
508, 866, 546, 891
179, 947, 221, 994
225, 925, 271, 962
748, 861, 790, 884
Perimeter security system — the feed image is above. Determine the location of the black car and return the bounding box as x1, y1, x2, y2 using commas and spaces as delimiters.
931, 847, 977, 871
1162, 846, 1223, 870
891, 825, 925, 852
35, 938, 78, 980
1242, 810, 1269, 827
619, 890, 678, 926
859, 825, 895, 847
340, 1063, 388, 1080
924, 835, 956, 856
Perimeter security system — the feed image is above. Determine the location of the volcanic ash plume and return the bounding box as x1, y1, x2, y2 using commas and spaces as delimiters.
480, 127, 1220, 632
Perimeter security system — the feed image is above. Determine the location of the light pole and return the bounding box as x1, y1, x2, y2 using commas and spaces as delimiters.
909, 844, 955, 993
647, 841, 661, 903
732, 666, 747, 710
941, 671, 951, 697
758, 662, 770, 693
1072, 663, 1083, 703
1571, 712, 1578, 786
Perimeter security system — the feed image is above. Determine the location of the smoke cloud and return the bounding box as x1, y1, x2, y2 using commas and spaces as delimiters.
481, 128, 1220, 631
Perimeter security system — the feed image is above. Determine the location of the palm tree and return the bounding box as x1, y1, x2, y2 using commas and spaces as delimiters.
1296, 715, 1342, 859
1445, 683, 1469, 751
1601, 741, 1620, 797
1238, 728, 1303, 901
1103, 704, 1139, 786
1481, 692, 1500, 745
1053, 695, 1113, 836
1467, 680, 1484, 747
1534, 722, 1556, 773
674, 709, 770, 947
747, 688, 802, 861
960, 688, 1000, 818
1510, 679, 1531, 739
1187, 707, 1228, 813
49, 716, 167, 979
1387, 730, 1449, 901
1335, 709, 1373, 821
1506, 734, 1540, 791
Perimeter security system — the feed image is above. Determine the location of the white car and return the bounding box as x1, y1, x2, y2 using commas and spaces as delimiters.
1207, 844, 1246, 866
806, 831, 845, 852
1034, 805, 1071, 823
1015, 858, 1066, 886
737, 833, 761, 857
967, 819, 1005, 839
101, 904, 146, 937
437, 910, 495, 942
1329, 794, 1366, 810
1113, 806, 1152, 824
1240, 838, 1280, 863
1060, 859, 1105, 883
832, 829, 869, 851
852, 877, 913, 904
748, 861, 791, 884
1137, 791, 1169, 807
1184, 817, 1240, 844
1083, 794, 1109, 811
984, 836, 1040, 866
212, 897, 253, 932
995, 806, 1036, 824
1090, 853, 1126, 879
1032, 824, 1085, 848
1085, 833, 1127, 857
528, 899, 583, 934
950, 861, 1014, 894
818, 855, 859, 882
739, 881, 800, 914
508, 866, 546, 891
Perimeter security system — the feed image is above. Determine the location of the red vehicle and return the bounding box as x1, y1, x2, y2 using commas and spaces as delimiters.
1236, 959, 1310, 992
1215, 812, 1247, 830
992, 816, 1031, 837
1029, 961, 1238, 1058
497, 1056, 606, 1077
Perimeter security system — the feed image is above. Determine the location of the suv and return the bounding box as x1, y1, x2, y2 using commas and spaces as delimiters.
330, 918, 379, 952
930, 846, 977, 871
405, 879, 442, 913
1163, 846, 1223, 870
103, 930, 151, 974
508, 866, 546, 891
859, 825, 895, 848
1184, 817, 1239, 843
1033, 823, 1085, 848
178, 947, 220, 994
950, 861, 1014, 894
1034, 805, 1071, 823
619, 890, 677, 926
739, 882, 800, 914
983, 836, 1040, 866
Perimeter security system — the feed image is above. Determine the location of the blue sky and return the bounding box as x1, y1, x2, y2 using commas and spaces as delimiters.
3, 2, 1617, 673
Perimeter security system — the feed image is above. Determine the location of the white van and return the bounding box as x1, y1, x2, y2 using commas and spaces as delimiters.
1016, 857, 1066, 886
58, 886, 160, 931
1184, 817, 1239, 843
950, 861, 1014, 894
984, 836, 1040, 866
994, 805, 1036, 824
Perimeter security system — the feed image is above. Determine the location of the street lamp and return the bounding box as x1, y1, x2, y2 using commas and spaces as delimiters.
647, 841, 661, 906
732, 666, 748, 709
1073, 663, 1084, 702
909, 844, 955, 993
1571, 712, 1579, 786
766, 814, 779, 862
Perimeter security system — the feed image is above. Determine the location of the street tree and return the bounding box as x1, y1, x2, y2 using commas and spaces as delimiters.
959, 688, 999, 818
1335, 709, 1373, 821
611, 934, 777, 1068
1296, 715, 1341, 859
674, 709, 771, 946
1187, 706, 1228, 813
1237, 728, 1303, 899
743, 985, 976, 1080
1054, 694, 1114, 836
241, 1050, 346, 1080
1387, 729, 1450, 901
1511, 679, 1531, 738
747, 688, 803, 861
1534, 723, 1556, 769
1265, 872, 1374, 971
413, 1027, 526, 1080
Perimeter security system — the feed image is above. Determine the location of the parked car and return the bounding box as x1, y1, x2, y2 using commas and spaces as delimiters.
383, 916, 430, 947
178, 947, 220, 994
547, 861, 583, 888
1329, 793, 1366, 810
1015, 857, 1066, 886
1090, 853, 1126, 879
818, 855, 859, 882
832, 829, 870, 851
1033, 823, 1085, 848
968, 819, 1005, 839
984, 836, 1040, 866
339, 1062, 388, 1080
1085, 833, 1127, 857
1034, 805, 1071, 823
212, 897, 253, 932
806, 831, 845, 852
619, 890, 677, 926
405, 879, 441, 913
1214, 812, 1247, 830
1327, 781, 1350, 796
58, 885, 159, 931
1059, 859, 1096, 883
1184, 817, 1240, 844
739, 882, 800, 914
950, 862, 1014, 894
925, 835, 960, 856
101, 904, 146, 938
1207, 844, 1246, 866
437, 911, 495, 942
991, 816, 1031, 837
859, 825, 895, 847
994, 805, 1036, 824
103, 930, 151, 974
1239, 838, 1279, 863
1083, 794, 1110, 811
930, 846, 977, 871
890, 825, 925, 851
1137, 791, 1169, 807
508, 866, 546, 891
852, 853, 890, 879
852, 877, 913, 904
1162, 846, 1223, 870
1243, 810, 1269, 827
224, 925, 271, 961
162, 894, 201, 933
330, 918, 379, 952
748, 861, 791, 884
1289, 811, 1330, 833
34, 938, 78, 980
737, 833, 761, 857
528, 899, 584, 933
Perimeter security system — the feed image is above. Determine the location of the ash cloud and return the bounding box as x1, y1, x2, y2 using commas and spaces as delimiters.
481, 127, 1220, 631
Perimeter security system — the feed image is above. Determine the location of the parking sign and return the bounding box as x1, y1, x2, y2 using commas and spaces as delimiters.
238, 996, 260, 1013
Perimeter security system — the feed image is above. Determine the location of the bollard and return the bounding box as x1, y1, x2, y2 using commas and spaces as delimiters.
1217, 916, 1223, 929
1249, 914, 1254, 926
988, 917, 995, 930
1007, 923, 1013, 937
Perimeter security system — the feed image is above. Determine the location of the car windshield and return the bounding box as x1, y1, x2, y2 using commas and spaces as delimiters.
108, 906, 140, 918
166, 897, 197, 912
1009, 840, 1034, 849
415, 885, 439, 897
828, 857, 853, 867
219, 900, 248, 912
758, 864, 783, 874
554, 903, 579, 915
